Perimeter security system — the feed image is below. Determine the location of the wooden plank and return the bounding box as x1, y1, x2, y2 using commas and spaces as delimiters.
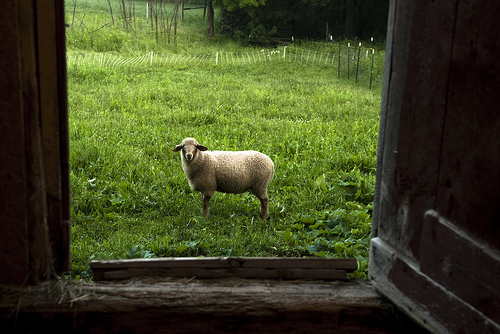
18, 0, 54, 282
100, 268, 349, 281
36, 0, 70, 274
239, 257, 357, 270
173, 267, 350, 280
0, 0, 67, 284
91, 258, 357, 281
55, 0, 71, 273
91, 257, 357, 270
92, 257, 234, 269
373, 0, 457, 259
0, 279, 426, 333
372, 1, 500, 332
0, 0, 30, 285
435, 0, 500, 250
370, 237, 500, 333
419, 210, 500, 324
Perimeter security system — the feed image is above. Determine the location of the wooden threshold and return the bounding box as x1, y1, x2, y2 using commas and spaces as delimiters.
91, 257, 358, 281
0, 277, 427, 333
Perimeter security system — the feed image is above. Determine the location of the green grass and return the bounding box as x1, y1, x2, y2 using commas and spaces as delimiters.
66, 0, 383, 280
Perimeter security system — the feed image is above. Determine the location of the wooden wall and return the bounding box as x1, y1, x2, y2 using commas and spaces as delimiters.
0, 0, 69, 284
370, 1, 500, 332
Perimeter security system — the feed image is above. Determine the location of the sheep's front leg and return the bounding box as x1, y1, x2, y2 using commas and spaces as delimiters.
202, 194, 211, 218
259, 197, 269, 220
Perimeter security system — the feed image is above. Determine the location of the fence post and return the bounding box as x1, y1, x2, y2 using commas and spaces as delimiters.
347, 42, 350, 80
356, 42, 361, 83
370, 48, 375, 89
338, 36, 341, 79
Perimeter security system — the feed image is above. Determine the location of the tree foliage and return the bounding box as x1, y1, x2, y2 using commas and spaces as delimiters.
216, 0, 389, 44
219, 0, 267, 11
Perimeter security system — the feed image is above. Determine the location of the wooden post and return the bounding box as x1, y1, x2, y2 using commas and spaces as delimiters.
369, 37, 374, 89
347, 42, 350, 79
338, 36, 341, 78
356, 42, 361, 82
0, 0, 69, 284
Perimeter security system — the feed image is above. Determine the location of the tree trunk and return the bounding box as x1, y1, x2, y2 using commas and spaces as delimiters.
207, 0, 214, 38
345, 0, 356, 38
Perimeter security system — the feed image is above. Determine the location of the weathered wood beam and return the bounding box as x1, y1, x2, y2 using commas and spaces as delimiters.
0, 278, 427, 333
91, 257, 358, 281
370, 237, 500, 333
36, 0, 71, 274
0, 0, 31, 285
0, 0, 69, 285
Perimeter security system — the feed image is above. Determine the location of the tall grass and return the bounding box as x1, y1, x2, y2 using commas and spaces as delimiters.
66, 0, 383, 280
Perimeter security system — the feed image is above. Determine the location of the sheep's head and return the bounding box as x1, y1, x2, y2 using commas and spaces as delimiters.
173, 138, 208, 161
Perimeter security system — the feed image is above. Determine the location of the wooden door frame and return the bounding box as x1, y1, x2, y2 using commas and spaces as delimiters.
2, 1, 499, 333
370, 1, 500, 333
0, 0, 69, 284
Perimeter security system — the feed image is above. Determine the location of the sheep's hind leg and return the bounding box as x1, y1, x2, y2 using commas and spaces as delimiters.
202, 194, 211, 218
259, 197, 269, 220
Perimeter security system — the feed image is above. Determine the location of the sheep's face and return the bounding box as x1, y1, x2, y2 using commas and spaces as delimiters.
173, 138, 208, 162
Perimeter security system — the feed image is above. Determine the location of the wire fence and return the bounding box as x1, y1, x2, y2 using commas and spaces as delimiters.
67, 45, 385, 88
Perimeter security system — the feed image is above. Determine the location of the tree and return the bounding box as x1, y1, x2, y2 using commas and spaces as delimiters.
206, 0, 267, 38
212, 0, 388, 43
345, 0, 356, 38
207, 0, 214, 37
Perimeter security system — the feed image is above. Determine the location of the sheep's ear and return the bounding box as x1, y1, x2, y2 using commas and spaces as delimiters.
172, 144, 184, 152
196, 145, 208, 151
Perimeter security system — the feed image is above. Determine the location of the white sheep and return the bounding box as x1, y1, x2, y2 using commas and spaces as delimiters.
173, 138, 274, 219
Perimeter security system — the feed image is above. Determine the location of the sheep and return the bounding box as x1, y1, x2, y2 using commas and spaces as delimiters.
173, 138, 274, 220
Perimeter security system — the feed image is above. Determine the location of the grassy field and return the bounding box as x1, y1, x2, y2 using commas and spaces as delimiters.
66, 0, 383, 280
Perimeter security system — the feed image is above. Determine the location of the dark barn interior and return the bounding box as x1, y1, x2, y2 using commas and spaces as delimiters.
1, 0, 499, 333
